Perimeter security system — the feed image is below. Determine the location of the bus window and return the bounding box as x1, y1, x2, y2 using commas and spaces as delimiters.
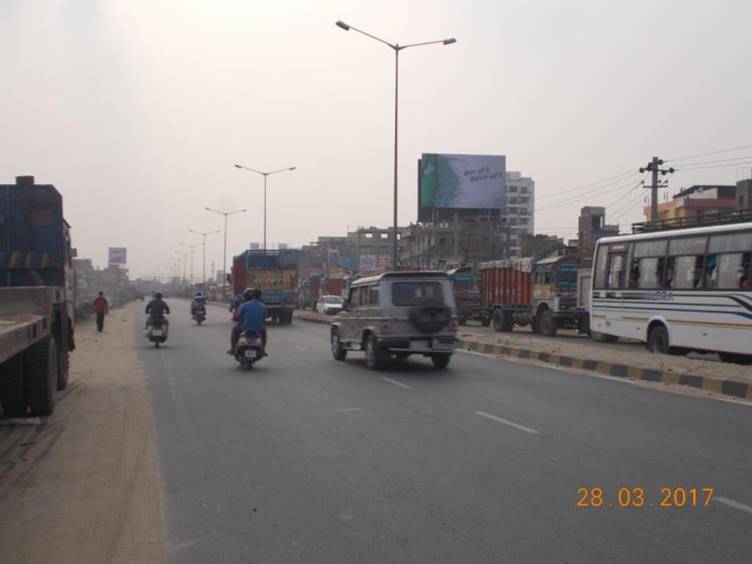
670, 255, 704, 289
716, 253, 751, 289
638, 257, 666, 289
606, 254, 625, 289
634, 239, 668, 258
594, 245, 609, 288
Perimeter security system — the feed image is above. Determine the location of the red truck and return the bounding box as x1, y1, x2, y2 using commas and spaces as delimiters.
321, 275, 345, 297
480, 255, 587, 336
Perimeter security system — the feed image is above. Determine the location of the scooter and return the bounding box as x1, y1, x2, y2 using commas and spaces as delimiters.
193, 304, 206, 325
147, 316, 168, 348
234, 330, 263, 369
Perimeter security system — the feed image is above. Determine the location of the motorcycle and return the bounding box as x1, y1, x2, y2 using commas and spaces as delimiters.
234, 330, 263, 369
147, 316, 168, 348
193, 304, 206, 325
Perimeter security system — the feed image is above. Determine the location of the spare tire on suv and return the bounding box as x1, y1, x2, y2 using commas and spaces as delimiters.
409, 299, 451, 334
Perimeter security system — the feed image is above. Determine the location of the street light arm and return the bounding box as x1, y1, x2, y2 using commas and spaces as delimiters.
401, 38, 457, 49
267, 166, 296, 176
336, 21, 396, 49
234, 164, 267, 176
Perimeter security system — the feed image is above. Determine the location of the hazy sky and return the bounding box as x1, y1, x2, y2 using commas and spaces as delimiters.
2, 0, 751, 278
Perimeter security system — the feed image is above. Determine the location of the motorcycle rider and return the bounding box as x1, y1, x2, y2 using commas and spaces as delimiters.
191, 291, 206, 317
228, 288, 268, 355
146, 292, 171, 332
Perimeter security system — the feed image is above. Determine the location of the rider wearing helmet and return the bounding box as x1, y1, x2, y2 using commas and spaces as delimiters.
146, 291, 171, 330
228, 288, 268, 355
191, 291, 206, 316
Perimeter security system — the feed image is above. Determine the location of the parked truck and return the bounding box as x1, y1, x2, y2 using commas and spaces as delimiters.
0, 176, 75, 417
480, 255, 588, 336
321, 274, 345, 298
232, 249, 299, 324
447, 266, 483, 325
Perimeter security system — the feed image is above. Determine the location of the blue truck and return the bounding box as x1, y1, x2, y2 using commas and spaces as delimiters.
231, 249, 299, 324
0, 176, 76, 417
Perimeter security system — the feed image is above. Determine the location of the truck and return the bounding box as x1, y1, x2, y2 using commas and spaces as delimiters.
0, 176, 75, 417
321, 274, 345, 298
480, 255, 588, 336
232, 249, 299, 324
447, 266, 483, 325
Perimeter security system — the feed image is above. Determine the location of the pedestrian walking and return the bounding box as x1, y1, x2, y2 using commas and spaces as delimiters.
93, 291, 109, 332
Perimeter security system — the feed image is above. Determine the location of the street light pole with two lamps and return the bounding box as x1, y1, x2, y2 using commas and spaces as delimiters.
233, 164, 295, 252
205, 207, 247, 288
188, 229, 221, 285
335, 20, 456, 268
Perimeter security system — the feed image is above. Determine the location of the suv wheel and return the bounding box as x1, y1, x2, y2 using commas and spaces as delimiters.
365, 335, 386, 370
431, 353, 451, 369
331, 329, 347, 361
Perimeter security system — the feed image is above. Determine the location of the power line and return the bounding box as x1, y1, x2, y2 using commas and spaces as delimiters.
675, 160, 752, 172
671, 154, 752, 168
535, 169, 636, 201
535, 177, 640, 212
665, 143, 752, 163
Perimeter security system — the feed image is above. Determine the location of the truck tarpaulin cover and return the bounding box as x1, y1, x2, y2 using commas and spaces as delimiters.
419, 154, 506, 216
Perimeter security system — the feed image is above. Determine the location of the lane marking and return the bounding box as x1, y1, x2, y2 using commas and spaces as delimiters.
293, 345, 308, 352
475, 410, 541, 435
716, 497, 752, 515
381, 377, 413, 389
336, 407, 362, 413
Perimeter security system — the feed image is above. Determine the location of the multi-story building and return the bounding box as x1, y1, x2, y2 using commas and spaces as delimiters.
503, 171, 535, 257
645, 184, 737, 223
578, 206, 619, 250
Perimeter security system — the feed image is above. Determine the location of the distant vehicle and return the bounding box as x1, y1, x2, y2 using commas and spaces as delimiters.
233, 331, 264, 369
447, 266, 481, 325
317, 295, 344, 315
0, 176, 75, 417
192, 304, 206, 325
331, 271, 457, 369
298, 273, 322, 309
590, 221, 752, 364
480, 255, 589, 336
231, 249, 298, 324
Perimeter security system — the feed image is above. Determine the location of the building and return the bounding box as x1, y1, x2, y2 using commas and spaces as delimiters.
578, 206, 619, 249
520, 233, 565, 259
645, 184, 737, 222
400, 216, 509, 270
736, 179, 752, 210
504, 171, 535, 257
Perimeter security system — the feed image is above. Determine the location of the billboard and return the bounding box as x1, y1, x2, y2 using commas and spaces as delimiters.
419, 154, 506, 220
359, 254, 392, 270
108, 247, 127, 265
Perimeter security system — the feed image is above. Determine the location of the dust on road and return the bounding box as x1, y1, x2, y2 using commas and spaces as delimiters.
0, 302, 166, 564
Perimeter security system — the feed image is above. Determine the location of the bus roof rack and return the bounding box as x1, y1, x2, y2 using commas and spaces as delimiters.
631, 209, 752, 233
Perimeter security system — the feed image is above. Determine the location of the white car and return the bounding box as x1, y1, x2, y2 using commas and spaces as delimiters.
317, 295, 344, 315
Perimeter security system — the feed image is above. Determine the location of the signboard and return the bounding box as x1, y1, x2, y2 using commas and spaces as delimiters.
359, 254, 392, 270
419, 153, 506, 220
108, 247, 127, 265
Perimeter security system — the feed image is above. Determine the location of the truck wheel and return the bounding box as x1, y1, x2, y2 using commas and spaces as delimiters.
431, 353, 451, 369
365, 336, 386, 370
539, 310, 557, 337
26, 337, 58, 416
480, 316, 491, 327
0, 355, 27, 418
57, 349, 70, 391
331, 329, 347, 361
493, 310, 513, 332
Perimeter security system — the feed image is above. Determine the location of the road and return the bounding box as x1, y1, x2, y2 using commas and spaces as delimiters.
139, 301, 752, 563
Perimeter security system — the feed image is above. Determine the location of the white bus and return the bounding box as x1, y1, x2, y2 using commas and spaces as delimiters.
589, 222, 752, 364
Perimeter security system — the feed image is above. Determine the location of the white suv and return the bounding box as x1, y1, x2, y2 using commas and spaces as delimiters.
330, 271, 457, 369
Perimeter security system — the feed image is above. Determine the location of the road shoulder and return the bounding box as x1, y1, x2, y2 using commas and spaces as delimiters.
0, 302, 166, 564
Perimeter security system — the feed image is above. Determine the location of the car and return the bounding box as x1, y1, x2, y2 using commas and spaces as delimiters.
330, 271, 457, 369
316, 295, 345, 315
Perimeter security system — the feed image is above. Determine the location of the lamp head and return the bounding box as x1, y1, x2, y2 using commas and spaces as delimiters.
335, 20, 350, 31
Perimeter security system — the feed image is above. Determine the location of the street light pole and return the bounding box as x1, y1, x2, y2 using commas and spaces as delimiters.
179, 242, 200, 285
188, 229, 220, 284
335, 20, 456, 268
205, 207, 247, 287
233, 164, 295, 252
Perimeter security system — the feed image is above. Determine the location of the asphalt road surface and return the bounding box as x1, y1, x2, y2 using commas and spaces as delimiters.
138, 301, 752, 563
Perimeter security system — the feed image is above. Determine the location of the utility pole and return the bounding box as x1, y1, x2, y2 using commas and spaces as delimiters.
188, 229, 220, 285
640, 157, 674, 223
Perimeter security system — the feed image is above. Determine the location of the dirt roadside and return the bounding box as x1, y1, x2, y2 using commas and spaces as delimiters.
0, 302, 166, 564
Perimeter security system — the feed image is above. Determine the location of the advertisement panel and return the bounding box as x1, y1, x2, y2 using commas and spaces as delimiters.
108, 247, 127, 265
419, 154, 506, 220
359, 255, 392, 270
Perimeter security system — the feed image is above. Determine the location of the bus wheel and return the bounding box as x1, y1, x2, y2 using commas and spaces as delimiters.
647, 324, 671, 355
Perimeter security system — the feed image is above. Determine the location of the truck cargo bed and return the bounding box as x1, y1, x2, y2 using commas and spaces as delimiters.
0, 314, 47, 364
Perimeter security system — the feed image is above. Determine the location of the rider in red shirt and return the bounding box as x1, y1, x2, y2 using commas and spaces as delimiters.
93, 292, 109, 332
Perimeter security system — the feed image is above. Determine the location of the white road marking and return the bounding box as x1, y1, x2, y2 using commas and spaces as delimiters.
0, 417, 42, 426
336, 407, 362, 413
293, 345, 308, 352
716, 497, 752, 515
475, 410, 541, 435
381, 377, 413, 389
